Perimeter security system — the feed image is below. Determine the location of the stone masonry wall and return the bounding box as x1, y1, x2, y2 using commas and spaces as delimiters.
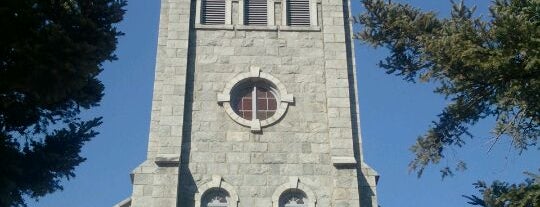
181, 29, 335, 207
124, 0, 378, 206
129, 0, 192, 206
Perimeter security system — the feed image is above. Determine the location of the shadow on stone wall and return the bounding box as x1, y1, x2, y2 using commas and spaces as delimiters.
177, 0, 199, 206
342, 0, 377, 206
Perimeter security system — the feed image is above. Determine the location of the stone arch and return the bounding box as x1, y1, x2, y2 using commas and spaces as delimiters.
271, 177, 317, 207
195, 176, 239, 207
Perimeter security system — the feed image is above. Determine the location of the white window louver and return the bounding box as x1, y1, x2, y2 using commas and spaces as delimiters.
244, 0, 267, 25
287, 0, 310, 26
202, 0, 226, 24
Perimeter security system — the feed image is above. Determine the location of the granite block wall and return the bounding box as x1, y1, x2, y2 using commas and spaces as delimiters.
121, 0, 378, 206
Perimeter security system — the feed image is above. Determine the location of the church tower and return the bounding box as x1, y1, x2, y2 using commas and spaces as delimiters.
116, 0, 378, 206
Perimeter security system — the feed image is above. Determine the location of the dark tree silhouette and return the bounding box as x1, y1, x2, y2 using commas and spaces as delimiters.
0, 0, 126, 206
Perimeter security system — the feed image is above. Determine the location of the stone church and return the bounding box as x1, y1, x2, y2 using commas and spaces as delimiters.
115, 0, 378, 206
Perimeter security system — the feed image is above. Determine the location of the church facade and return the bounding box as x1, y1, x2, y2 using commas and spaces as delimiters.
116, 0, 378, 206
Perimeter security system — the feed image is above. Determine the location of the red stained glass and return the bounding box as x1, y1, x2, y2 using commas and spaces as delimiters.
234, 88, 253, 120
241, 98, 252, 111
268, 99, 277, 110
233, 86, 277, 121
256, 98, 267, 109
243, 111, 252, 120
256, 112, 267, 120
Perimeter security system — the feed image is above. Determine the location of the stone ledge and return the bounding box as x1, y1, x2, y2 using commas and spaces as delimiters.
331, 156, 357, 167
279, 26, 321, 32
113, 197, 131, 207
194, 24, 321, 32
361, 162, 380, 184
154, 155, 180, 166
194, 24, 234, 30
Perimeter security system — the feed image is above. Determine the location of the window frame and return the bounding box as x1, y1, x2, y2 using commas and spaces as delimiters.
279, 189, 308, 207
196, 0, 232, 25
271, 178, 318, 207
201, 0, 226, 24
233, 84, 278, 121
281, 0, 317, 26
207, 204, 228, 207
218, 67, 294, 132
238, 0, 273, 26
195, 0, 321, 29
243, 0, 269, 25
195, 176, 239, 207
202, 188, 230, 207
285, 0, 310, 26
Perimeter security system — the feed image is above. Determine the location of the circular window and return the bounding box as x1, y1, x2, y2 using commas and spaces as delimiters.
232, 84, 278, 121
217, 67, 294, 132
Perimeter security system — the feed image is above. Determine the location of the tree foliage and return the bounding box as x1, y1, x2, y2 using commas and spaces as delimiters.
355, 0, 539, 175
355, 0, 539, 205
0, 0, 126, 206
463, 171, 540, 207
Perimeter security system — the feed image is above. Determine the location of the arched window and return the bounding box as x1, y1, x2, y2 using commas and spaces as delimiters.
202, 188, 230, 207
279, 189, 308, 207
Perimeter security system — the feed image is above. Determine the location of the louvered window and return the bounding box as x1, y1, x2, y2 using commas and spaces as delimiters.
202, 0, 226, 24
287, 0, 310, 26
244, 0, 267, 25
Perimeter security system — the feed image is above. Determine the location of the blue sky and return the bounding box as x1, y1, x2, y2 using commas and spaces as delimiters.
29, 1, 539, 206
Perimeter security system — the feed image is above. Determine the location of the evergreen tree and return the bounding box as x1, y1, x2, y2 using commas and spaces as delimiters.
0, 0, 126, 206
355, 0, 539, 205
463, 171, 540, 207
